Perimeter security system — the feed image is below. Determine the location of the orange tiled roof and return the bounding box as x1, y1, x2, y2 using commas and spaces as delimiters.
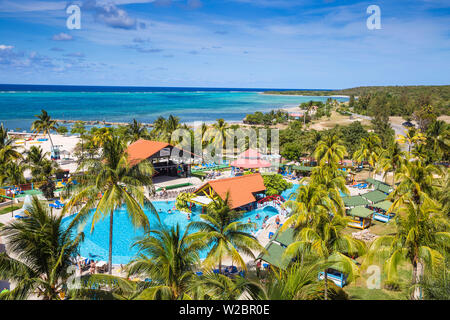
196, 173, 266, 209
127, 139, 170, 166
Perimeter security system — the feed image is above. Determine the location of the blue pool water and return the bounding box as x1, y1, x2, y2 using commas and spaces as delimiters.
62, 185, 300, 264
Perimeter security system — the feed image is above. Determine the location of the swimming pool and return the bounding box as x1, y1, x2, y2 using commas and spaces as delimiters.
62, 185, 300, 264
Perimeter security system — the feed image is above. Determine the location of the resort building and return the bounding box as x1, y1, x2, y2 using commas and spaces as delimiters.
230, 149, 274, 174
189, 173, 266, 211
258, 228, 295, 270
126, 139, 200, 178
364, 178, 394, 194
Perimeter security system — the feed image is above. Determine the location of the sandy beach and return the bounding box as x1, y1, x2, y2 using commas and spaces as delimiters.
12, 133, 81, 177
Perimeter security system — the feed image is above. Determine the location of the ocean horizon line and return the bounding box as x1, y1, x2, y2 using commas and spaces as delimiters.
0, 83, 337, 93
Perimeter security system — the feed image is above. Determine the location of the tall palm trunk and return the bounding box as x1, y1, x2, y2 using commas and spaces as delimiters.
47, 129, 55, 150
412, 258, 423, 300
324, 269, 328, 300
108, 210, 114, 274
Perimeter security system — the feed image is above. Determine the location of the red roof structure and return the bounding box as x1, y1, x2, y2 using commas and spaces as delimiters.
194, 173, 266, 209
230, 148, 272, 169
126, 140, 170, 166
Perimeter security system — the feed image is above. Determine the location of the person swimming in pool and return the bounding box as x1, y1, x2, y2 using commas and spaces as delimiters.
255, 213, 260, 220
248, 218, 251, 224
263, 215, 269, 223
187, 213, 191, 220
168, 209, 172, 214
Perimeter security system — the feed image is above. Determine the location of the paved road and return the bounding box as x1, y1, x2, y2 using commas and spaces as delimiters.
349, 112, 408, 151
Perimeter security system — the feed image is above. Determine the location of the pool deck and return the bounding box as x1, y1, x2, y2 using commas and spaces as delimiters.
0, 176, 377, 289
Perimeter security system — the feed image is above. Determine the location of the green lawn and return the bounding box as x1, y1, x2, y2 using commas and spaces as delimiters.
14, 188, 64, 198
344, 261, 413, 300
0, 204, 23, 215
345, 286, 407, 300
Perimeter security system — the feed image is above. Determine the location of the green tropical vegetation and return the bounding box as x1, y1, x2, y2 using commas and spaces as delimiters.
0, 103, 448, 301
265, 85, 450, 116
263, 174, 292, 196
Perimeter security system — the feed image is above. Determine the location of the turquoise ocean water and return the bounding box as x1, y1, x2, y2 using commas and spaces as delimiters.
0, 85, 348, 130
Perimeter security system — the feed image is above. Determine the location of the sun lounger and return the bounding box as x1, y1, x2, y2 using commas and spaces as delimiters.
96, 261, 108, 273
55, 200, 65, 207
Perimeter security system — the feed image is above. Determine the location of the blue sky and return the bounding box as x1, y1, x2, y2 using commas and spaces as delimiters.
0, 0, 449, 89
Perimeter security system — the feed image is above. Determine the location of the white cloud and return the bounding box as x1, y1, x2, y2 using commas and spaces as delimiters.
0, 45, 14, 50
0, 0, 66, 12
52, 32, 74, 41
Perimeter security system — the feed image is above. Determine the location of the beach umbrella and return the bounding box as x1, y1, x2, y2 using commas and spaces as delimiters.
22, 195, 33, 211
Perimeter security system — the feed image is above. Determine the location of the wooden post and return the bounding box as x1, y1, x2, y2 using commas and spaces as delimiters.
11, 196, 14, 218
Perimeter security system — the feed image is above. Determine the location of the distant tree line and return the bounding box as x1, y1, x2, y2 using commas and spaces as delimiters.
243, 110, 290, 125
265, 85, 450, 116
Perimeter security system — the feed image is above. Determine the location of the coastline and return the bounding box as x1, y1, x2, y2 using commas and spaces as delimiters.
260, 92, 350, 98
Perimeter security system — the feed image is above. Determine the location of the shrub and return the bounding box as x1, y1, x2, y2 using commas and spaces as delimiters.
175, 192, 196, 212
39, 179, 55, 200
384, 280, 401, 291
263, 174, 292, 196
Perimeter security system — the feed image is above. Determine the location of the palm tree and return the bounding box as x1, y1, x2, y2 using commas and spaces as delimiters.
91, 127, 113, 147
23, 145, 59, 184
411, 143, 431, 164
435, 171, 450, 218
397, 128, 426, 155
62, 134, 156, 274
31, 110, 58, 150
126, 119, 149, 143
71, 121, 87, 160
313, 134, 346, 169
305, 130, 321, 164
211, 118, 230, 150
425, 120, 449, 162
283, 213, 366, 300
280, 183, 333, 235
0, 196, 84, 300
366, 195, 449, 299
353, 133, 382, 178
127, 225, 203, 300
69, 273, 153, 300
4, 161, 26, 186
24, 146, 50, 181
308, 166, 348, 216
151, 116, 167, 141
377, 141, 405, 185
302, 101, 314, 126
188, 195, 265, 273
390, 158, 441, 206
166, 115, 180, 144
0, 123, 22, 163
188, 272, 254, 300
248, 260, 348, 300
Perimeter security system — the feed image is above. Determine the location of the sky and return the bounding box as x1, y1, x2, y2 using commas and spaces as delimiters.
0, 0, 449, 89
